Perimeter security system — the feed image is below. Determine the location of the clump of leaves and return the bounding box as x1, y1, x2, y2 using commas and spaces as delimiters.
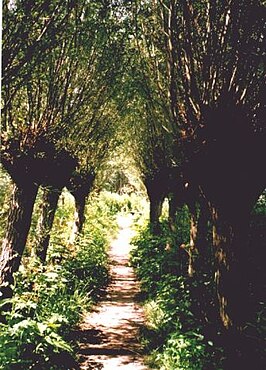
62, 236, 109, 301
150, 331, 216, 370
0, 297, 74, 370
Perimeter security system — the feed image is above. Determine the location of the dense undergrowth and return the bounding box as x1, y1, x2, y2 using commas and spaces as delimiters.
0, 178, 265, 369
130, 197, 266, 370
130, 212, 224, 370
0, 190, 134, 369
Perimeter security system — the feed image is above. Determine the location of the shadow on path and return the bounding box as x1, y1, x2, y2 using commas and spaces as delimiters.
76, 214, 149, 370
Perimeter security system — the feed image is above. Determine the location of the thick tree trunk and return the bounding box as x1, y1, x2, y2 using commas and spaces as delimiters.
0, 182, 38, 300
212, 207, 251, 330
74, 194, 86, 234
67, 169, 96, 245
188, 203, 198, 277
144, 174, 167, 235
192, 200, 210, 275
0, 136, 77, 302
35, 186, 62, 262
148, 192, 164, 235
68, 193, 86, 245
168, 192, 179, 232
195, 201, 210, 255
189, 204, 197, 247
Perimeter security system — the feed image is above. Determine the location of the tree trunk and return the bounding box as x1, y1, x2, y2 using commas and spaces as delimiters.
189, 204, 197, 248
196, 201, 210, 254
212, 207, 251, 330
67, 169, 96, 245
0, 136, 77, 302
144, 174, 167, 235
188, 203, 198, 277
0, 182, 38, 300
148, 192, 164, 235
35, 186, 62, 263
194, 200, 210, 273
68, 193, 86, 245
168, 192, 179, 232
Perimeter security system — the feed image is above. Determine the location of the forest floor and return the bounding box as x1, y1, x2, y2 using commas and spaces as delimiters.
75, 214, 149, 370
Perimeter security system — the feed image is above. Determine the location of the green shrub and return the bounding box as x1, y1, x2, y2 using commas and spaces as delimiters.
130, 221, 187, 297
151, 331, 215, 370
96, 191, 129, 215
0, 316, 72, 370
130, 219, 223, 370
62, 236, 109, 300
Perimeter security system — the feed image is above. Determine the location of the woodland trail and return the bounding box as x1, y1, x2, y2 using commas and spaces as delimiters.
76, 214, 149, 370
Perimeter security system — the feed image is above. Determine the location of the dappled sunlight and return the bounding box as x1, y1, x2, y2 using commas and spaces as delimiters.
77, 214, 149, 370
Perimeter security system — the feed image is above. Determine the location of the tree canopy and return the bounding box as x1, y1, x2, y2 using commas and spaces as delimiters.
0, 1, 265, 367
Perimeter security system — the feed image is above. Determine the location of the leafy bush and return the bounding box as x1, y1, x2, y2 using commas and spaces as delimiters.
0, 256, 99, 368
151, 331, 216, 370
130, 218, 190, 297
62, 236, 109, 300
0, 307, 72, 370
98, 190, 146, 217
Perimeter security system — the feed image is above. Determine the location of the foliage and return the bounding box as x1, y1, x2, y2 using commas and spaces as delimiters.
130, 208, 190, 296
130, 216, 223, 369
0, 305, 73, 370
62, 237, 109, 301
1, 0, 265, 367
97, 190, 146, 218
0, 190, 117, 369
151, 331, 216, 370
252, 190, 266, 216
93, 144, 144, 193
131, 226, 178, 296
2, 0, 126, 139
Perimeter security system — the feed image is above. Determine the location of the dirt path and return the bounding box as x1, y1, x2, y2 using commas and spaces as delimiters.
76, 214, 149, 370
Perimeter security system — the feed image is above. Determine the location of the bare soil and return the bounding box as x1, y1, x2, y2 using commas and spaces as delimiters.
76, 215, 149, 370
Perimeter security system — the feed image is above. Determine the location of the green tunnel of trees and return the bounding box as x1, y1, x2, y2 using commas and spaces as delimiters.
1, 0, 265, 368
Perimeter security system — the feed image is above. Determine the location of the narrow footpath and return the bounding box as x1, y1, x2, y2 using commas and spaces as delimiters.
76, 214, 149, 370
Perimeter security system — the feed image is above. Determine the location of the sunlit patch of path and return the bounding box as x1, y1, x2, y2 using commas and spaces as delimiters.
76, 214, 149, 370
